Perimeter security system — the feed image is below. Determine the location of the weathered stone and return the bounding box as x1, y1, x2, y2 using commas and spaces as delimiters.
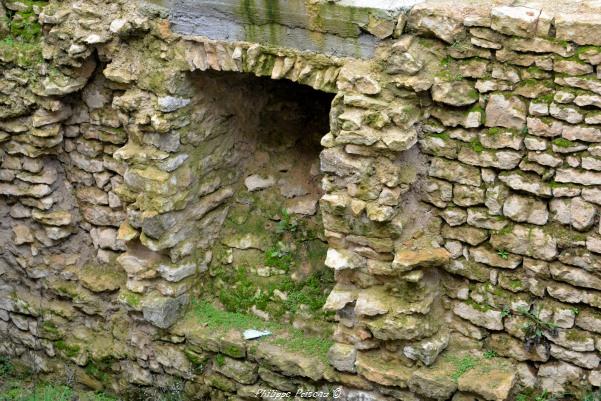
423, 178, 453, 208
487, 333, 549, 362
562, 124, 601, 143
141, 293, 188, 329
469, 245, 521, 269
498, 171, 552, 197
457, 363, 516, 401
157, 96, 191, 113
550, 344, 600, 369
485, 93, 527, 129
79, 264, 125, 293
431, 80, 478, 106
403, 328, 449, 366
556, 168, 601, 185
453, 184, 485, 207
479, 128, 523, 150
31, 210, 72, 226
214, 356, 258, 385
254, 343, 325, 381
503, 194, 548, 225
466, 207, 508, 231
491, 6, 540, 37
0, 183, 51, 198
453, 301, 503, 331
550, 262, 601, 291
526, 117, 563, 138
550, 197, 597, 231
538, 361, 584, 394
392, 248, 450, 272
490, 224, 557, 261
458, 147, 522, 170
430, 107, 482, 129
440, 208, 467, 226
355, 351, 412, 387
328, 343, 357, 373
429, 157, 481, 187
13, 224, 34, 245
325, 248, 366, 271
442, 224, 489, 246
408, 361, 457, 401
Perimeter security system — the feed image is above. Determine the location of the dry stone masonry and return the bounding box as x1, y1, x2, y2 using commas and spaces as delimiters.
3, 0, 601, 400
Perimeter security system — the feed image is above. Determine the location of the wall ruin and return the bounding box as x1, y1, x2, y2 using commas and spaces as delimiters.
3, 0, 601, 400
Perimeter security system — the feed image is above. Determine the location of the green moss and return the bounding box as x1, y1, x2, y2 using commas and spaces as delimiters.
272, 331, 333, 363
534, 92, 555, 104
431, 132, 450, 140
190, 301, 333, 362
84, 361, 110, 384
214, 354, 225, 367
0, 1, 47, 68
447, 355, 477, 381
552, 138, 577, 148
0, 356, 14, 378
469, 138, 485, 153
495, 222, 514, 236
54, 340, 81, 358
0, 383, 118, 401
119, 290, 141, 308
465, 299, 492, 313
509, 279, 523, 290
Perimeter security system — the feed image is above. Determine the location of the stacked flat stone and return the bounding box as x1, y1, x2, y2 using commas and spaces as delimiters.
4, 0, 601, 400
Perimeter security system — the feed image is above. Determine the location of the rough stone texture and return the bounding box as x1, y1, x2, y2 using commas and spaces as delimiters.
4, 0, 601, 400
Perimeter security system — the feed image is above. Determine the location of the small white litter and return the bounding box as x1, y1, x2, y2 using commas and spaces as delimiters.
243, 329, 272, 340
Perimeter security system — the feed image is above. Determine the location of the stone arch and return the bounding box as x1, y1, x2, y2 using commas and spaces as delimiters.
107, 33, 450, 372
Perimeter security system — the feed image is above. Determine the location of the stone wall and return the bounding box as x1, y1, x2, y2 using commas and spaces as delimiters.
4, 0, 601, 400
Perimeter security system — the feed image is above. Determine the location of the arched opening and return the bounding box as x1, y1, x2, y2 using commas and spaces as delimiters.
185, 70, 336, 334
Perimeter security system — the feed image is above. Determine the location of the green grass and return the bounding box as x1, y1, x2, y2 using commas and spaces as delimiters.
0, 382, 118, 401
0, 1, 47, 67
264, 243, 293, 272
483, 350, 497, 359
552, 138, 577, 148
448, 355, 477, 381
0, 356, 14, 378
214, 264, 333, 319
496, 249, 509, 260
192, 299, 278, 332
469, 139, 485, 153
191, 301, 333, 363
271, 331, 333, 361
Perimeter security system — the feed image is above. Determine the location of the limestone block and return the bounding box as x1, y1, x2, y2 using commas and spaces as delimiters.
498, 171, 552, 197
490, 224, 557, 261
469, 246, 521, 269
485, 93, 527, 130
403, 328, 449, 366
550, 344, 600, 369
457, 363, 515, 401
441, 224, 488, 246
538, 361, 585, 394
141, 293, 188, 329
491, 6, 540, 37
440, 208, 467, 227
431, 80, 478, 106
466, 208, 508, 231
556, 168, 601, 185
253, 343, 326, 381
503, 194, 548, 225
327, 343, 357, 373
429, 157, 481, 187
550, 262, 601, 291
325, 248, 366, 271
214, 356, 258, 385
